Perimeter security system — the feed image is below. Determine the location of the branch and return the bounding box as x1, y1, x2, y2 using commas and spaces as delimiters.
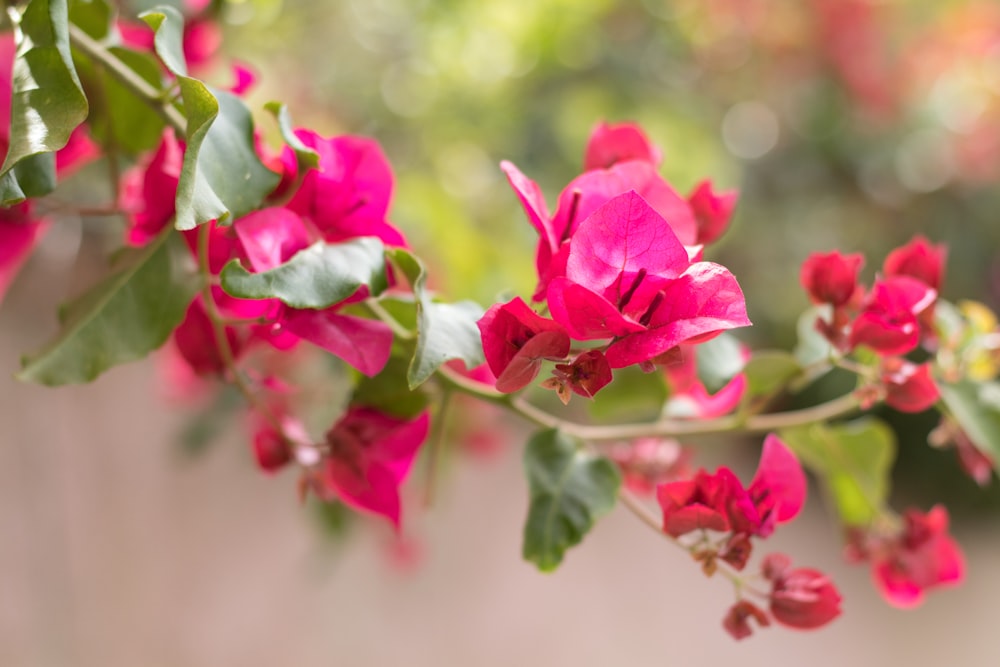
67, 23, 187, 135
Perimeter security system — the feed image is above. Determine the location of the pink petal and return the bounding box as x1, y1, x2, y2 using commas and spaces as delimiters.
566, 191, 689, 294
281, 309, 392, 376
584, 120, 662, 170
500, 160, 554, 251
546, 278, 646, 340
750, 434, 807, 523
234, 207, 312, 272
553, 161, 698, 247
495, 330, 571, 393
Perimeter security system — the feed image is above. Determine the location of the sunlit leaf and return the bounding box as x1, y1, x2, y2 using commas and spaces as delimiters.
1, 0, 88, 203
220, 236, 388, 308
140, 6, 278, 229
388, 248, 485, 389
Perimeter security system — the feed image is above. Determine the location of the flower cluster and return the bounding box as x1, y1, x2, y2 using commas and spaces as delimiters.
655, 434, 842, 638
479, 122, 749, 401
801, 237, 945, 413
846, 505, 965, 608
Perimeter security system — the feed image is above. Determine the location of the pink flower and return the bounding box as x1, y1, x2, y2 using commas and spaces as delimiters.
120, 129, 183, 246
764, 553, 843, 630
545, 191, 750, 368
849, 276, 936, 355
687, 180, 738, 246
656, 434, 805, 539
871, 505, 965, 608
118, 16, 221, 70
880, 358, 939, 413
800, 250, 864, 307
477, 297, 570, 393
321, 407, 431, 528
883, 235, 946, 292
501, 154, 698, 299
610, 438, 692, 495
283, 131, 407, 247
583, 120, 662, 170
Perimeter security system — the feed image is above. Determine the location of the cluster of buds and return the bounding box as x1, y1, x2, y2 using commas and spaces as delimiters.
800, 237, 945, 413
654, 434, 843, 638
479, 121, 748, 401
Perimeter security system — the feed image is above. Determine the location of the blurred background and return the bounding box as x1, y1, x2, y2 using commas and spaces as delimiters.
4, 0, 1000, 663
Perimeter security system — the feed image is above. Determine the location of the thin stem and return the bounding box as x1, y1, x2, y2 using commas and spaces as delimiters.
423, 389, 454, 507
67, 24, 187, 135
435, 364, 860, 441
617, 488, 745, 588
363, 298, 414, 340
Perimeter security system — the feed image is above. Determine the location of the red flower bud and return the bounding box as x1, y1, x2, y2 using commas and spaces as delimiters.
881, 358, 939, 413
769, 565, 843, 630
800, 250, 864, 307
884, 235, 947, 292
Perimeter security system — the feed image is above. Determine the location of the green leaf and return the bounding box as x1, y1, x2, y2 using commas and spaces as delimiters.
743, 350, 802, 398
17, 230, 200, 385
69, 0, 115, 40
1, 0, 89, 202
388, 248, 485, 389
522, 429, 621, 571
695, 332, 745, 393
780, 418, 896, 526
140, 6, 279, 229
78, 46, 166, 154
351, 353, 431, 419
265, 101, 320, 169
220, 237, 388, 308
0, 153, 57, 202
939, 380, 1000, 464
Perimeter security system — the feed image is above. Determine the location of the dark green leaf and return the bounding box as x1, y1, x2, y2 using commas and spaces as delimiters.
388, 248, 485, 389
80, 46, 166, 154
141, 6, 279, 229
743, 350, 802, 398
780, 418, 895, 526
264, 101, 320, 169
939, 380, 1000, 464
0, 153, 57, 202
522, 429, 621, 571
695, 332, 745, 393
0, 0, 88, 202
17, 230, 200, 385
220, 237, 388, 308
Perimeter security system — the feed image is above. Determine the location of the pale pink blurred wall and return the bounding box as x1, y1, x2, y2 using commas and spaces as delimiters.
1, 247, 997, 667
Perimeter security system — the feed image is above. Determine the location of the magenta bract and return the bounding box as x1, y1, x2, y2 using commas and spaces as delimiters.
583, 120, 662, 170
0, 204, 48, 306
883, 235, 947, 292
478, 297, 570, 393
871, 505, 965, 608
800, 250, 864, 307
322, 407, 431, 528
687, 180, 738, 246
284, 131, 407, 248
769, 566, 843, 630
849, 276, 936, 355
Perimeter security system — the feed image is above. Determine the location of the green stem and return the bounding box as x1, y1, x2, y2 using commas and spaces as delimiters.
67, 23, 187, 135
436, 364, 860, 442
